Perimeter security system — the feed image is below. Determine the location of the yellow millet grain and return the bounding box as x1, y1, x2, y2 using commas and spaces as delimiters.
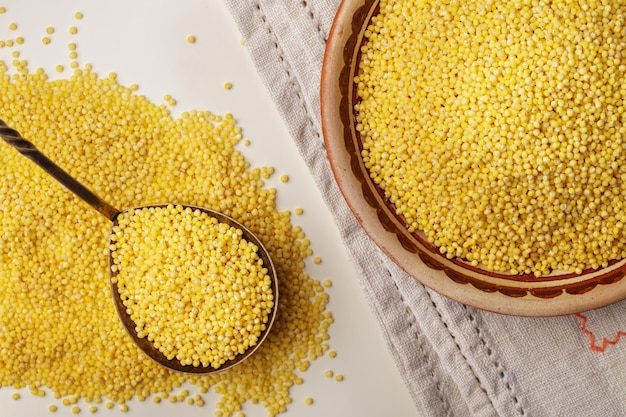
0, 55, 332, 417
112, 205, 275, 369
261, 166, 275, 179
163, 94, 177, 106
357, 0, 626, 276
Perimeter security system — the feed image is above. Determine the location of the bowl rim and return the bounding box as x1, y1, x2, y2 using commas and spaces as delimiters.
320, 0, 626, 316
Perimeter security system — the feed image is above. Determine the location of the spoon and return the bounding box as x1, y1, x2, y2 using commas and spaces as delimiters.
0, 119, 279, 374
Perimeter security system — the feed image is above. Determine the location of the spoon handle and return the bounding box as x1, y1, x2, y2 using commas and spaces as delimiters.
0, 119, 120, 221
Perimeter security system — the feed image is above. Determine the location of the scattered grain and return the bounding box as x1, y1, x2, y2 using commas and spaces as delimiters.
0, 14, 333, 416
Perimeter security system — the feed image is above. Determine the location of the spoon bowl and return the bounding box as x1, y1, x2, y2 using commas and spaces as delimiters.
0, 119, 279, 374
109, 204, 278, 374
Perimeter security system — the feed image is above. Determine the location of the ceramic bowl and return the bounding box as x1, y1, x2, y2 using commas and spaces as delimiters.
320, 0, 626, 316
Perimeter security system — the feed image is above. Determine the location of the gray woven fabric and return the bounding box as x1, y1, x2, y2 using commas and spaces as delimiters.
224, 1, 626, 415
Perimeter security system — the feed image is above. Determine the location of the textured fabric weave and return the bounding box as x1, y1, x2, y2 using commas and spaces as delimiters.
224, 1, 626, 415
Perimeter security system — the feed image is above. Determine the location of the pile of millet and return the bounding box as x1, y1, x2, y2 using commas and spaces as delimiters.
111, 205, 275, 369
356, 0, 626, 275
0, 42, 332, 417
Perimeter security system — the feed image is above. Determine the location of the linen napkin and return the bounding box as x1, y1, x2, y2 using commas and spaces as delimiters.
224, 1, 626, 416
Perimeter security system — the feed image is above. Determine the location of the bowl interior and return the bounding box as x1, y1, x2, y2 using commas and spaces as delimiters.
320, 0, 626, 316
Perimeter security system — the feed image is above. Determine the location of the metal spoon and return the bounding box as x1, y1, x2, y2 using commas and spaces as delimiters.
0, 119, 278, 374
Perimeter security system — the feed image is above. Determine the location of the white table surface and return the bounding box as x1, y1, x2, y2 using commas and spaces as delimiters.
0, 1, 417, 416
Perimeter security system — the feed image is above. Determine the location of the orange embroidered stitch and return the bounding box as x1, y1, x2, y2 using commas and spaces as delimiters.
576, 313, 626, 352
